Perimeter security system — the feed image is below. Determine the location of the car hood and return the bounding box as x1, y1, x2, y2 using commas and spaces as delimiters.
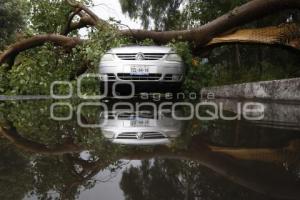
108, 46, 174, 54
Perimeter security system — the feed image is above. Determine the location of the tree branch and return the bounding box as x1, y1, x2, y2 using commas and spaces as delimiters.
66, 0, 99, 22
65, 0, 109, 31
65, 15, 97, 35
0, 34, 83, 68
62, 7, 83, 35
0, 126, 83, 155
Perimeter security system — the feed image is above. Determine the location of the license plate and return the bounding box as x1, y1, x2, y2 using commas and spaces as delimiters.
124, 119, 155, 127
130, 119, 150, 127
130, 66, 149, 75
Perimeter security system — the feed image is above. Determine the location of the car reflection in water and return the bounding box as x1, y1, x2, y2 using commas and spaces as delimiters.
100, 109, 184, 145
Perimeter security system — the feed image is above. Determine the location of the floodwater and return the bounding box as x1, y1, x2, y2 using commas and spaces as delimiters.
0, 98, 300, 200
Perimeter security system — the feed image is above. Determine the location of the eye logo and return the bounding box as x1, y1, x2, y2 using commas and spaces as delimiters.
135, 53, 145, 60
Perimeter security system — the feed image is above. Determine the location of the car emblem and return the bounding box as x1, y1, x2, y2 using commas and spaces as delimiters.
135, 53, 145, 60
136, 132, 143, 140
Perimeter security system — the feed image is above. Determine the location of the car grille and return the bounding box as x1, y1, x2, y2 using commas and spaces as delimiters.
107, 73, 116, 80
164, 74, 173, 81
117, 73, 162, 81
116, 132, 166, 139
116, 132, 137, 139
116, 53, 165, 60
143, 132, 166, 139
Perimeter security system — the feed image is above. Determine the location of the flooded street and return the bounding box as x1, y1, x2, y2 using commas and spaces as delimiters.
2, 0, 300, 199
0, 99, 300, 200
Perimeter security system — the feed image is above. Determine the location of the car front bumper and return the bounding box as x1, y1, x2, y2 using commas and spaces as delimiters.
99, 60, 185, 82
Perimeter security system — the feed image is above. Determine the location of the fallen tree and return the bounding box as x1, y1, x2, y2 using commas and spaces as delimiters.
65, 0, 300, 45
1, 0, 300, 73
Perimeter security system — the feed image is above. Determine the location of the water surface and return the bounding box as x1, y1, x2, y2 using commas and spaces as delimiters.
0, 99, 300, 200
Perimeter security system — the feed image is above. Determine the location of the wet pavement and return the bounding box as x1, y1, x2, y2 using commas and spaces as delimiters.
0, 98, 300, 200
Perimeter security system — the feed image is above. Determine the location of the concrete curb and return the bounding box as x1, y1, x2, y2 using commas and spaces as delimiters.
201, 78, 300, 101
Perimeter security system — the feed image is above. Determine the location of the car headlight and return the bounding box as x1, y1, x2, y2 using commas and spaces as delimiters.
101, 54, 115, 62
165, 54, 182, 62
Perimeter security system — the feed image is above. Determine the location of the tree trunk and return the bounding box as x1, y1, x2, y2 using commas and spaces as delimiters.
120, 0, 300, 45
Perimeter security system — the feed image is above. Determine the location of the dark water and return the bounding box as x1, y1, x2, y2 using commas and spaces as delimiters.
0, 98, 300, 200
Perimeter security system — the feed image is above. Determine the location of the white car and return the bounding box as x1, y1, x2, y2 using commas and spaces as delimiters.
99, 45, 185, 93
100, 110, 183, 145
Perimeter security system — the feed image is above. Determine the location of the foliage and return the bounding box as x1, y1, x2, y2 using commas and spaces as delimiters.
120, 0, 300, 87
0, 0, 27, 50
119, 0, 184, 30
1, 100, 78, 145
0, 65, 9, 93
29, 0, 92, 34
6, 45, 80, 95
0, 99, 299, 199
79, 26, 131, 69
118, 0, 250, 30
1, 0, 300, 96
182, 0, 247, 28
120, 158, 266, 200
169, 42, 213, 92
207, 45, 300, 86
0, 98, 132, 199
180, 0, 300, 86
0, 141, 34, 200
184, 62, 213, 92
0, 24, 131, 95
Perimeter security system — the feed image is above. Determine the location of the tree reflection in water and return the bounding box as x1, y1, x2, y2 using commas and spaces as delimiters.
0, 100, 300, 200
